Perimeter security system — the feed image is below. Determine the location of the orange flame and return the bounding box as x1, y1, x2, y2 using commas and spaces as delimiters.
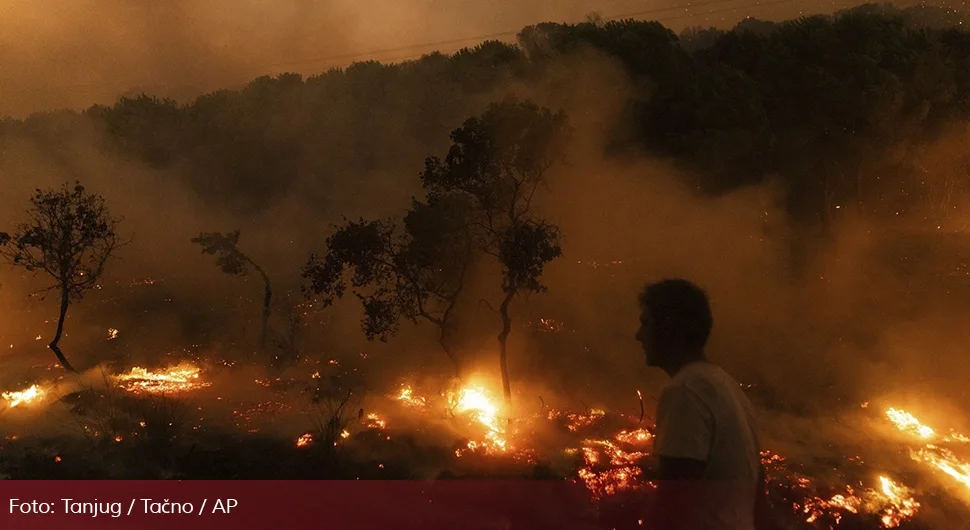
885, 407, 970, 493
1, 384, 45, 408
115, 363, 210, 394
452, 385, 507, 453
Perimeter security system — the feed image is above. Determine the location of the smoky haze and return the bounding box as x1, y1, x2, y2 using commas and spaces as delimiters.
0, 0, 859, 118
0, 6, 969, 511
0, 45, 962, 418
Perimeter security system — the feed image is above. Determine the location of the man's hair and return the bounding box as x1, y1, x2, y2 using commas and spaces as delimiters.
638, 279, 713, 350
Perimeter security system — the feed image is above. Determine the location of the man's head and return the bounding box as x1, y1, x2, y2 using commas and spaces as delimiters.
636, 279, 713, 372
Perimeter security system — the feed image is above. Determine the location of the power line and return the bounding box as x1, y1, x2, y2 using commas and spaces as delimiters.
248, 0, 754, 73
366, 0, 801, 64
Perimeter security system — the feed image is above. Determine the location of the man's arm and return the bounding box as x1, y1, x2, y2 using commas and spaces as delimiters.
647, 386, 712, 528
648, 456, 708, 527
754, 464, 775, 530
658, 456, 707, 480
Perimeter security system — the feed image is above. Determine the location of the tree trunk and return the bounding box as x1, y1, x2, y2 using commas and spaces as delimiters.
497, 290, 515, 406
854, 158, 866, 216
252, 264, 272, 353
439, 296, 463, 380
50, 287, 78, 373
439, 330, 462, 380
260, 282, 271, 351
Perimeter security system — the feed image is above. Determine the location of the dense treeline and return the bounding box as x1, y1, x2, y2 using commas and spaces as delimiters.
3, 3, 970, 226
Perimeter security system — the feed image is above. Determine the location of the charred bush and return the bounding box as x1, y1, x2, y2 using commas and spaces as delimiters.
303, 374, 363, 458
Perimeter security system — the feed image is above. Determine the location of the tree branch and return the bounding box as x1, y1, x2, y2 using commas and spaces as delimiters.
478, 298, 498, 314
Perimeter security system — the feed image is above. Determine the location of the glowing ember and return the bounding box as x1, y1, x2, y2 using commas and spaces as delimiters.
802, 489, 862, 524
577, 466, 642, 499
1, 385, 45, 408
107, 328, 119, 340
587, 439, 646, 466
875, 476, 920, 528
568, 425, 656, 499
115, 363, 211, 394
365, 413, 386, 429
798, 476, 920, 528
549, 408, 606, 432
296, 433, 312, 447
396, 385, 427, 408
614, 428, 653, 445
577, 259, 624, 269
764, 450, 920, 527
534, 318, 565, 332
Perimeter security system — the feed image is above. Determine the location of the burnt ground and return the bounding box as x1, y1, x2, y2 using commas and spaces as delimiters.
2, 380, 969, 530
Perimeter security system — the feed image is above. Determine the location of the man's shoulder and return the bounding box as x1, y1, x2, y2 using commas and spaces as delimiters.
658, 374, 711, 416
673, 361, 729, 386
682, 361, 742, 383
660, 370, 700, 398
672, 362, 748, 404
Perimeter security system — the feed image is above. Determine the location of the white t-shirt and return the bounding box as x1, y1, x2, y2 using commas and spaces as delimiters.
653, 361, 761, 530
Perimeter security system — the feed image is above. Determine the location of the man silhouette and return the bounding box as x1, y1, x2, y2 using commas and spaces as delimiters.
636, 279, 769, 529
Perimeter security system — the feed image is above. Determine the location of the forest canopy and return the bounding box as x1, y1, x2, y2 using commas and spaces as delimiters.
3, 3, 970, 228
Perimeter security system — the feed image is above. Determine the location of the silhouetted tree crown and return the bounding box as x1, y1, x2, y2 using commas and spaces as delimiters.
302, 194, 478, 375
421, 97, 570, 241
0, 182, 122, 372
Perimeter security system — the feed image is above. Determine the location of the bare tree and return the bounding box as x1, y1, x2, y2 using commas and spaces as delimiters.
0, 182, 121, 372
191, 230, 272, 354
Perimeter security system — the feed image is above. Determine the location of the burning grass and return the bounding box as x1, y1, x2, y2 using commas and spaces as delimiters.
113, 363, 211, 395
342, 381, 967, 527
795, 475, 920, 528
548, 408, 607, 432
2, 361, 969, 527
450, 385, 508, 454
2, 384, 46, 408
762, 450, 923, 528
885, 407, 970, 493
570, 429, 653, 500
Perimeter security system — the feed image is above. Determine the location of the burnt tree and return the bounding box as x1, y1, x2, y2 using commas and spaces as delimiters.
302, 194, 476, 378
421, 97, 568, 404
191, 230, 273, 353
0, 182, 121, 372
